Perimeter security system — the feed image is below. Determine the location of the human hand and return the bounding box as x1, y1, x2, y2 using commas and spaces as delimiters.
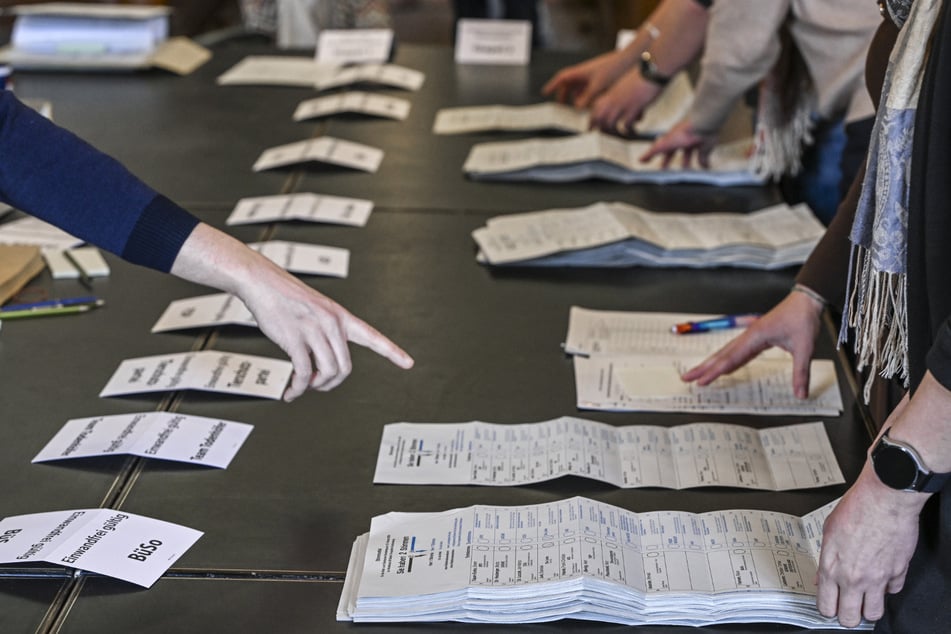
681, 288, 824, 398
170, 223, 413, 401
640, 119, 717, 169
588, 69, 663, 136
542, 48, 638, 109
816, 461, 926, 627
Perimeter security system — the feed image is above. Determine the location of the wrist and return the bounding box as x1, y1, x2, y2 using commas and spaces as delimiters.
858, 460, 932, 510
790, 283, 826, 313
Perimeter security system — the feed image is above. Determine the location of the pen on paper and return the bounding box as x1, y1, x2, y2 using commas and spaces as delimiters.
1, 296, 100, 313
62, 249, 93, 289
0, 300, 104, 321
671, 313, 759, 335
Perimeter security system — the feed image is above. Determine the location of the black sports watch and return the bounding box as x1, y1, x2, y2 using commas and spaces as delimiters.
871, 428, 951, 492
639, 51, 671, 87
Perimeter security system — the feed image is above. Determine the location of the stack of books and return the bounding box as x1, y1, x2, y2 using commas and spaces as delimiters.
473, 201, 825, 269
337, 496, 864, 629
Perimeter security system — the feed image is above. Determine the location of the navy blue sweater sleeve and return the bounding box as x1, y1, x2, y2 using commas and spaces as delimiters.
0, 90, 198, 272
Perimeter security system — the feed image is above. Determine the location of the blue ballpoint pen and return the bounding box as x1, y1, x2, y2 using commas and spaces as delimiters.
672, 313, 760, 334
1, 296, 100, 313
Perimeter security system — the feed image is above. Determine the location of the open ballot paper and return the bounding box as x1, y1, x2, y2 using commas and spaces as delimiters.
316, 28, 394, 64
152, 294, 255, 332
248, 240, 349, 277
226, 193, 373, 227
314, 63, 425, 92
434, 75, 693, 138
99, 351, 292, 400
374, 419, 844, 490
575, 355, 842, 416
252, 137, 382, 173
463, 131, 763, 186
472, 201, 823, 269
294, 91, 410, 122
0, 216, 83, 250
337, 497, 864, 629
33, 412, 252, 469
0, 509, 201, 588
216, 55, 339, 87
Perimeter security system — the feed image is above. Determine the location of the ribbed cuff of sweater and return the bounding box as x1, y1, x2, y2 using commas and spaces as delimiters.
120, 194, 199, 272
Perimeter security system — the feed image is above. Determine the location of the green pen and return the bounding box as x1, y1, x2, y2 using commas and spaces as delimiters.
0, 300, 104, 320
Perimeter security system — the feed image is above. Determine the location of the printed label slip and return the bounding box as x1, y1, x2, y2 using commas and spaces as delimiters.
33, 412, 252, 468
226, 193, 373, 227
374, 418, 843, 490
316, 29, 393, 64
151, 293, 256, 332
253, 137, 382, 173
455, 19, 532, 65
248, 241, 349, 278
99, 350, 292, 400
314, 63, 424, 92
0, 509, 201, 587
294, 91, 410, 122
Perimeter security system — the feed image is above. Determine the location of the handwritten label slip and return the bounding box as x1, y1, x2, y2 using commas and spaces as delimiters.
338, 497, 861, 629
99, 351, 292, 400
472, 201, 823, 269
564, 307, 842, 416
253, 137, 382, 173
0, 509, 201, 587
226, 193, 373, 227
316, 28, 394, 64
463, 131, 762, 186
294, 91, 410, 122
375, 418, 843, 490
434, 76, 692, 138
33, 412, 252, 469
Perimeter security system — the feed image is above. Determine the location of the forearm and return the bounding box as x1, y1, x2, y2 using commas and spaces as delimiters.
635, 0, 710, 78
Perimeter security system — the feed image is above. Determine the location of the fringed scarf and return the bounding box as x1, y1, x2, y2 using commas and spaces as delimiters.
841, 0, 943, 401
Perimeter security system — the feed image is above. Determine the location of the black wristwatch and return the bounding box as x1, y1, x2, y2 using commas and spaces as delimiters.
871, 428, 951, 492
639, 51, 671, 87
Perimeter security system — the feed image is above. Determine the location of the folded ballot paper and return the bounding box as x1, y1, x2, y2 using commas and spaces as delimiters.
434, 72, 693, 138
217, 56, 424, 91
463, 131, 763, 186
337, 496, 867, 629
1, 4, 209, 74
472, 201, 824, 269
564, 307, 843, 416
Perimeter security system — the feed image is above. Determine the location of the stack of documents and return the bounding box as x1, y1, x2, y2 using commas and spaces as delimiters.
463, 131, 763, 186
434, 72, 693, 138
472, 201, 824, 269
565, 307, 843, 415
337, 496, 864, 629
1, 4, 209, 74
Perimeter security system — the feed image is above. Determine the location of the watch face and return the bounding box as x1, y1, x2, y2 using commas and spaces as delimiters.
873, 444, 920, 489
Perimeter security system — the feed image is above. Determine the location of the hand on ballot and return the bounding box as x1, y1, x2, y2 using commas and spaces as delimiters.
170, 223, 413, 401
588, 69, 662, 137
641, 119, 716, 169
542, 47, 639, 109
680, 287, 824, 399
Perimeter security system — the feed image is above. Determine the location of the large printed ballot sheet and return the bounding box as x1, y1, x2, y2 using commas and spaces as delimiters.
0, 509, 201, 587
337, 497, 867, 629
374, 418, 844, 490
99, 350, 292, 400
565, 307, 843, 416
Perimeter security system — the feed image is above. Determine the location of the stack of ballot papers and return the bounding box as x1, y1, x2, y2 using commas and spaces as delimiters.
463, 131, 763, 186
472, 201, 824, 269
1, 4, 208, 74
434, 72, 693, 138
337, 496, 866, 629
565, 307, 843, 415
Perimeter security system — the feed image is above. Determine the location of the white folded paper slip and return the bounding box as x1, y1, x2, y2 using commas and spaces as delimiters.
337, 496, 866, 629
217, 56, 424, 91
33, 412, 252, 469
473, 201, 823, 270
463, 131, 763, 186
316, 28, 394, 64
253, 137, 382, 173
434, 75, 692, 138
248, 241, 349, 278
0, 508, 201, 588
374, 418, 844, 490
294, 91, 410, 122
99, 350, 292, 400
42, 246, 110, 279
226, 193, 373, 227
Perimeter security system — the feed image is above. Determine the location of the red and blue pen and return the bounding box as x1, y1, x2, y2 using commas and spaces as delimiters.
671, 313, 760, 335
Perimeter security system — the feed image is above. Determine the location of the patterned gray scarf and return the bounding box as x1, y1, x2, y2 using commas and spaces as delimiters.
841, 0, 942, 400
